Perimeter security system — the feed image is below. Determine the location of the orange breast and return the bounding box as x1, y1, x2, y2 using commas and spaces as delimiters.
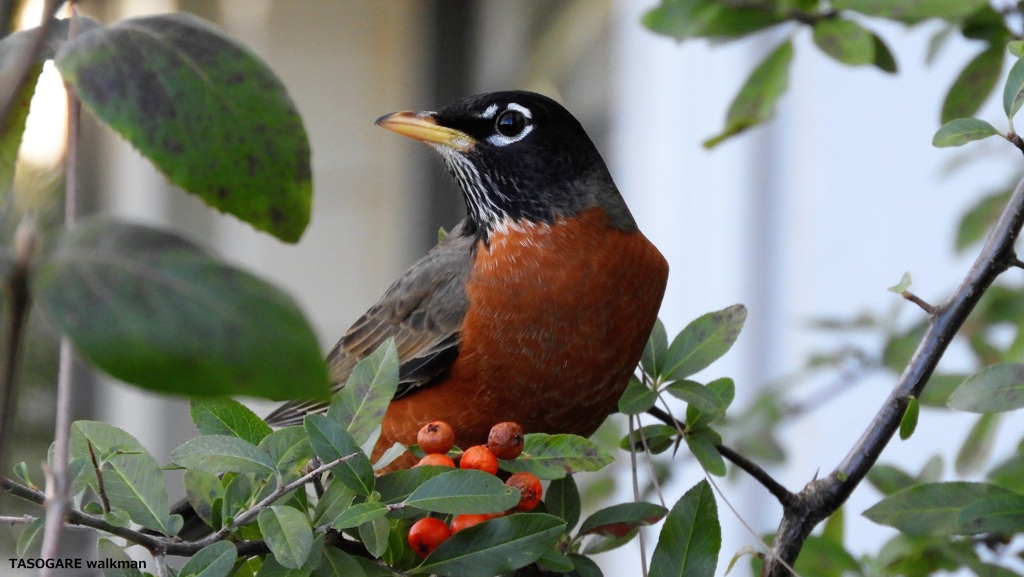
376, 207, 668, 467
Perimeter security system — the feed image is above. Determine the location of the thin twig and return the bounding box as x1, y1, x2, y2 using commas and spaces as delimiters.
762, 176, 1024, 576
196, 452, 361, 547
40, 4, 80, 569
646, 406, 796, 507
0, 0, 63, 124
901, 290, 936, 315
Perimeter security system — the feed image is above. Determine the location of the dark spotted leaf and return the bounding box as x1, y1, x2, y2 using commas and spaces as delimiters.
54, 13, 311, 242
663, 304, 747, 381
863, 481, 1018, 536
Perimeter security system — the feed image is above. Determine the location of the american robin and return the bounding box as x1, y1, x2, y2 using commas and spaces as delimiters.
266, 90, 668, 469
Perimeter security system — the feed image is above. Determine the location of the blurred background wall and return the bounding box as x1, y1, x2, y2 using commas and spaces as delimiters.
4, 0, 1024, 574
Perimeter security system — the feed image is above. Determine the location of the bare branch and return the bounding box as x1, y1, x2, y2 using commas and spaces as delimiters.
40, 5, 82, 568
762, 175, 1024, 576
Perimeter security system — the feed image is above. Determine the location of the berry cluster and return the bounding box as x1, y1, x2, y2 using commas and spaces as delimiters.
407, 420, 543, 558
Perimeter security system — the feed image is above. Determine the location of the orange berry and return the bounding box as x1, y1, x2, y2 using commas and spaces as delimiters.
506, 472, 543, 511
449, 513, 487, 534
487, 422, 525, 460
416, 453, 455, 468
408, 517, 450, 558
417, 421, 455, 455
459, 445, 499, 475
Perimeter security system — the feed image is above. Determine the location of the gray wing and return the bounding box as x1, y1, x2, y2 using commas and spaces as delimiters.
265, 223, 474, 427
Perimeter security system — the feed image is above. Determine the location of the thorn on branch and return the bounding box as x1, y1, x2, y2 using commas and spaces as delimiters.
900, 290, 936, 315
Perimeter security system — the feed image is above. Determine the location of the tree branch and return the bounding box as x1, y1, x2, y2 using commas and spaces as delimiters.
761, 175, 1024, 576
646, 406, 795, 507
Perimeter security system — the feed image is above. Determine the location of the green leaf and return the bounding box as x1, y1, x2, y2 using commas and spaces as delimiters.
545, 475, 581, 531
955, 413, 1000, 475
171, 435, 277, 475
16, 518, 44, 558
97, 538, 145, 577
650, 480, 721, 577
304, 415, 374, 496
54, 13, 312, 242
642, 0, 785, 41
685, 432, 727, 476
34, 219, 330, 401
579, 502, 668, 537
792, 536, 863, 577
358, 516, 389, 559
663, 305, 746, 380
375, 466, 452, 505
256, 534, 324, 577
191, 398, 272, 445
888, 272, 913, 294
327, 339, 400, 446
932, 118, 999, 147
184, 469, 225, 531
665, 381, 726, 415
1009, 41, 1024, 58
314, 547, 374, 577
948, 363, 1024, 413
704, 42, 792, 148
0, 61, 41, 202
862, 481, 1018, 536
821, 506, 845, 545
941, 45, 1004, 124
416, 514, 566, 577
566, 554, 602, 577
988, 453, 1024, 493
404, 469, 519, 514
866, 464, 916, 496
899, 396, 919, 440
642, 318, 669, 377
311, 478, 356, 526
178, 541, 237, 577
71, 422, 177, 535
258, 506, 313, 569
620, 424, 680, 454
330, 501, 388, 530
498, 434, 613, 479
618, 376, 658, 415
812, 19, 875, 66
955, 189, 1011, 252
685, 378, 734, 430
1004, 56, 1024, 119
956, 492, 1024, 534
871, 33, 898, 73
831, 0, 989, 23
260, 427, 315, 484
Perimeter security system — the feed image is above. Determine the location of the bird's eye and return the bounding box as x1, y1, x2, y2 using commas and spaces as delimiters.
495, 109, 528, 137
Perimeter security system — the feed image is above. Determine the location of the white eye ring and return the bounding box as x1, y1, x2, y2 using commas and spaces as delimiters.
486, 103, 533, 147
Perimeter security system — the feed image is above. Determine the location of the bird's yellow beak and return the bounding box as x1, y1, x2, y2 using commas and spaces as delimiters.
375, 111, 475, 152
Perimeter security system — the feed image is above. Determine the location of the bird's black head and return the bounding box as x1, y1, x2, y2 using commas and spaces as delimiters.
376, 91, 636, 238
